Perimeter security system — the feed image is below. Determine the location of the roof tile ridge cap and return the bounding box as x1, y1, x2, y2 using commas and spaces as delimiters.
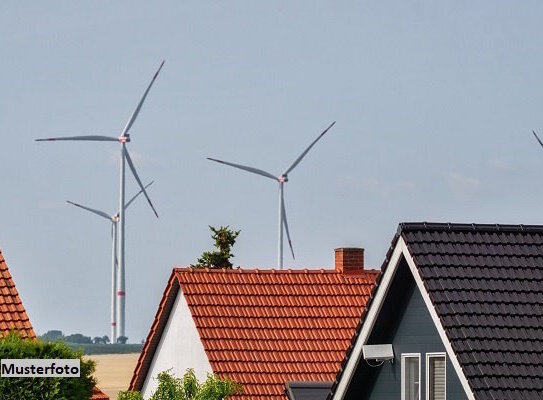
398, 221, 543, 233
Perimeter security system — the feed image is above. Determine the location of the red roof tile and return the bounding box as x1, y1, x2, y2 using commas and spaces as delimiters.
0, 247, 35, 339
131, 267, 377, 399
90, 386, 110, 400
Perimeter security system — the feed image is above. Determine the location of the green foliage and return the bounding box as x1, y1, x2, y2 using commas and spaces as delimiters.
0, 332, 96, 400
39, 330, 64, 342
64, 333, 92, 344
193, 226, 241, 269
117, 335, 128, 344
118, 368, 242, 400
65, 343, 142, 355
118, 390, 144, 400
92, 336, 110, 344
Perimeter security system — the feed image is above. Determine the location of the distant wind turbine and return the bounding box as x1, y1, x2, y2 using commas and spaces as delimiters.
207, 121, 335, 269
66, 181, 153, 344
36, 61, 164, 339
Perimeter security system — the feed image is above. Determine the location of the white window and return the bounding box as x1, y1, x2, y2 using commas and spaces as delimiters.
402, 354, 421, 400
426, 353, 446, 400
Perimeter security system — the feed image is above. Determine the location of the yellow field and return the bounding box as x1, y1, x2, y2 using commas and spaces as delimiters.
87, 353, 140, 399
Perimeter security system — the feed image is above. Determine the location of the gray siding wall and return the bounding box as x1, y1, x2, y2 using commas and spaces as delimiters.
366, 285, 466, 400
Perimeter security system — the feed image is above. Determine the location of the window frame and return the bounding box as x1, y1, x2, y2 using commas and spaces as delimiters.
401, 353, 421, 400
426, 352, 446, 400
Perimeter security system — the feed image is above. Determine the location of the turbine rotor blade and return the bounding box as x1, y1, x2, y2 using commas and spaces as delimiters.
283, 121, 336, 176
124, 181, 154, 210
36, 135, 118, 142
123, 147, 159, 218
207, 157, 278, 181
66, 201, 112, 221
281, 190, 295, 260
120, 60, 165, 137
533, 130, 543, 149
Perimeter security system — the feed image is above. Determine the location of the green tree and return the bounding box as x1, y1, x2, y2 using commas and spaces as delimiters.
39, 330, 64, 342
118, 369, 242, 400
117, 335, 128, 344
0, 332, 96, 400
64, 333, 92, 344
193, 226, 240, 269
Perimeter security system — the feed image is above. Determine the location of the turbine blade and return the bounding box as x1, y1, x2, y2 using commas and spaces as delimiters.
207, 157, 278, 181
35, 135, 118, 142
283, 121, 336, 175
123, 148, 159, 218
125, 181, 154, 210
120, 60, 165, 137
281, 191, 295, 260
533, 130, 543, 149
66, 200, 111, 220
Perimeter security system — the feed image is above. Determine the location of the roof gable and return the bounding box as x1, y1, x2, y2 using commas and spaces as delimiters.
331, 223, 543, 400
0, 248, 35, 339
402, 223, 543, 400
131, 267, 377, 399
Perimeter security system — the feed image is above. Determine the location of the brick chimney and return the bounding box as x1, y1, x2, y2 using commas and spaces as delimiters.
335, 248, 365, 274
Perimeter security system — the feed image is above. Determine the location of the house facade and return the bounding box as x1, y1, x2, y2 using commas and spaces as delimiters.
330, 223, 543, 400
130, 248, 378, 399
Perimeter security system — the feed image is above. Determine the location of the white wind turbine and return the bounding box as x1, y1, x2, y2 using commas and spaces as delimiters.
207, 121, 335, 269
36, 61, 164, 339
66, 181, 153, 344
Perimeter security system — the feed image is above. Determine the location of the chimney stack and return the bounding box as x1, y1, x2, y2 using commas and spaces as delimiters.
335, 248, 365, 274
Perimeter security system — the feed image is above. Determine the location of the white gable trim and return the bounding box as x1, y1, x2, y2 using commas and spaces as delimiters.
332, 237, 475, 400
332, 239, 404, 399
400, 238, 475, 400
141, 288, 212, 399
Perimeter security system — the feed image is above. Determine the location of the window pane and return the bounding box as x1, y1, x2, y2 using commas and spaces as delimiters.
403, 357, 420, 400
429, 356, 446, 400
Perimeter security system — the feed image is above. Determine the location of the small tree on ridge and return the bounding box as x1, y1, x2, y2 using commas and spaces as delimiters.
192, 226, 240, 269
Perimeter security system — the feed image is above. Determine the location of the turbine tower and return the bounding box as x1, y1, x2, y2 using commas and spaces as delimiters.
67, 181, 153, 344
207, 121, 335, 269
36, 61, 163, 339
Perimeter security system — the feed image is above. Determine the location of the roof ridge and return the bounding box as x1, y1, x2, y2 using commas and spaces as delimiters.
397, 222, 543, 234
173, 267, 378, 274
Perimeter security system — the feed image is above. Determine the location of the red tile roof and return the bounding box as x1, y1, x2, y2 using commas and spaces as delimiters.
0, 248, 35, 339
131, 267, 378, 399
90, 386, 110, 400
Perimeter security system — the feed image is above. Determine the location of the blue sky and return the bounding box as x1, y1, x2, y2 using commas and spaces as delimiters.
2, 2, 543, 342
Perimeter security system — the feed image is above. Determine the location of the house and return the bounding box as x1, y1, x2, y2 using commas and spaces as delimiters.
0, 247, 35, 338
330, 222, 543, 400
129, 248, 378, 399
0, 245, 109, 400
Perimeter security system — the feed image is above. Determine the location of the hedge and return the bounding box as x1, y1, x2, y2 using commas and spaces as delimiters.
0, 332, 96, 400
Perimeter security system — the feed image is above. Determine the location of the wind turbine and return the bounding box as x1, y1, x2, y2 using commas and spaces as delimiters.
36, 61, 164, 339
207, 121, 335, 269
66, 181, 153, 344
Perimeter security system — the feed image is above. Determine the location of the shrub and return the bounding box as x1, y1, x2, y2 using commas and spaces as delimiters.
118, 368, 242, 400
0, 332, 96, 400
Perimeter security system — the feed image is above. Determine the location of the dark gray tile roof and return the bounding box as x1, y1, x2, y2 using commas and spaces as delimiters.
400, 222, 543, 400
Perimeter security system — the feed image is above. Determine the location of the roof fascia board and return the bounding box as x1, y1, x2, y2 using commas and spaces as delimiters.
399, 237, 475, 400
332, 238, 404, 400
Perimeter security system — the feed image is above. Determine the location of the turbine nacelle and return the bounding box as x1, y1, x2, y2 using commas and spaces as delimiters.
207, 121, 335, 269
119, 134, 131, 143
